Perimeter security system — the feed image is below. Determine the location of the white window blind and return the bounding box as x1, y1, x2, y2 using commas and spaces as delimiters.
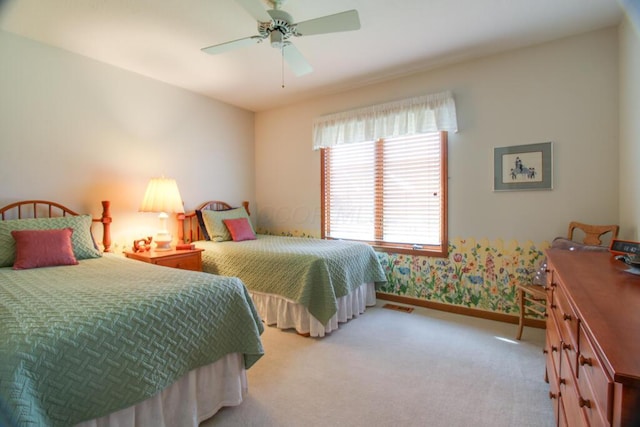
323, 132, 446, 253
324, 141, 376, 240
382, 133, 442, 245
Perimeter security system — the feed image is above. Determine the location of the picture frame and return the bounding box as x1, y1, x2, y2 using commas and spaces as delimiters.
493, 142, 553, 191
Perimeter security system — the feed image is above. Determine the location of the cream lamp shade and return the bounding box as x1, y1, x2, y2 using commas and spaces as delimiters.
139, 177, 184, 251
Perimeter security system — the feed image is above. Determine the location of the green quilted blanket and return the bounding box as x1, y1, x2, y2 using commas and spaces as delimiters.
195, 235, 387, 325
0, 254, 264, 427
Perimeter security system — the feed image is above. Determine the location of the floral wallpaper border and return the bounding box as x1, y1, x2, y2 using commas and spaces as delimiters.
376, 237, 549, 315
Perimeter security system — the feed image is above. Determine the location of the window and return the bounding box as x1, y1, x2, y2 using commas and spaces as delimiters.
321, 131, 448, 257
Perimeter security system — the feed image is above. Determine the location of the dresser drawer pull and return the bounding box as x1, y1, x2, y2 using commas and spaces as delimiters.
543, 349, 548, 355
551, 345, 558, 353
549, 391, 558, 400
559, 378, 566, 385
579, 355, 592, 366
578, 397, 591, 408
550, 304, 557, 309
563, 313, 572, 321
562, 343, 572, 351
550, 282, 557, 288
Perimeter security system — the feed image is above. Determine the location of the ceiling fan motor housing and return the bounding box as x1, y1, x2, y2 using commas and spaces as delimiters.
259, 9, 296, 48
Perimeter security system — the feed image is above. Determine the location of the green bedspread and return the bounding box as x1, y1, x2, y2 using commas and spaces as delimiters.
0, 254, 264, 427
195, 235, 387, 325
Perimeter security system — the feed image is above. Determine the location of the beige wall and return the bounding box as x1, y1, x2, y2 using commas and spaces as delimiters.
619, 17, 640, 240
0, 31, 255, 251
255, 27, 620, 242
1, 25, 633, 249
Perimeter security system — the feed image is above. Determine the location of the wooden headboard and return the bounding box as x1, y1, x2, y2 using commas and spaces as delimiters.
0, 200, 113, 252
179, 200, 250, 244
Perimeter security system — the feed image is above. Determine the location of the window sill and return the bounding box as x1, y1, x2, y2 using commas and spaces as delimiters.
372, 244, 448, 258
324, 237, 448, 258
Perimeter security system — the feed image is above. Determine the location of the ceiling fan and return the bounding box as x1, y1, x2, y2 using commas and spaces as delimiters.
201, 0, 361, 77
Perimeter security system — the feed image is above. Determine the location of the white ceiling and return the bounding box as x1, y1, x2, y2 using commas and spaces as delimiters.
0, 0, 624, 112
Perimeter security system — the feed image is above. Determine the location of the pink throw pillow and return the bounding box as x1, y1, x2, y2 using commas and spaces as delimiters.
223, 218, 256, 242
11, 228, 79, 270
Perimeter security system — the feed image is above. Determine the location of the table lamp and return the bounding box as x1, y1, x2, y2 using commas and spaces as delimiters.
139, 177, 184, 251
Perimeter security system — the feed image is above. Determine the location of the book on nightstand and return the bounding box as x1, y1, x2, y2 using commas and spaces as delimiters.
176, 243, 195, 250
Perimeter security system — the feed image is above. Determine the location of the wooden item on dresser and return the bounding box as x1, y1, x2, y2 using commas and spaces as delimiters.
124, 248, 204, 272
544, 249, 640, 427
516, 222, 619, 340
132, 236, 153, 253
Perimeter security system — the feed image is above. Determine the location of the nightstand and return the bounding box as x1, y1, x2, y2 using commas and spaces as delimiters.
124, 248, 204, 272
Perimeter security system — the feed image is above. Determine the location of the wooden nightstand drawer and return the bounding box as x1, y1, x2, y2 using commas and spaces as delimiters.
124, 249, 204, 272
154, 254, 201, 271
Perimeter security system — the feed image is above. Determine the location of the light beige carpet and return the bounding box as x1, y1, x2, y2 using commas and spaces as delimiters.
202, 301, 554, 427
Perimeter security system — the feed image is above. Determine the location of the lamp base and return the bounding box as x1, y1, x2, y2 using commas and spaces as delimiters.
154, 240, 173, 251
154, 231, 173, 251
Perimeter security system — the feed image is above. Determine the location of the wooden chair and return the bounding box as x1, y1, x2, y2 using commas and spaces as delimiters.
515, 221, 619, 340
567, 221, 619, 247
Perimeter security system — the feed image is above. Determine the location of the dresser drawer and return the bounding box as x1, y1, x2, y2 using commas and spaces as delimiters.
560, 351, 589, 427
577, 325, 613, 426
546, 317, 562, 378
545, 329, 561, 426
576, 379, 610, 427
545, 264, 555, 289
553, 286, 579, 373
558, 400, 569, 427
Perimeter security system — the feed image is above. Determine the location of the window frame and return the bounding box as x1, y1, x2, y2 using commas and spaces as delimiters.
321, 131, 448, 258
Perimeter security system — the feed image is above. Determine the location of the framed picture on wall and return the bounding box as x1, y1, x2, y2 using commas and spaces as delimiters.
493, 142, 553, 191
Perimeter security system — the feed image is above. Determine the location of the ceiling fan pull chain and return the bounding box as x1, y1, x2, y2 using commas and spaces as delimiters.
281, 43, 285, 88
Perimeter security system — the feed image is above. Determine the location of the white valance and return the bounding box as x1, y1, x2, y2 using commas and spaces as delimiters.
312, 90, 458, 150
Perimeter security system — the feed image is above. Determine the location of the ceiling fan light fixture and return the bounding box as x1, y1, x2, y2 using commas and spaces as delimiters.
270, 30, 284, 48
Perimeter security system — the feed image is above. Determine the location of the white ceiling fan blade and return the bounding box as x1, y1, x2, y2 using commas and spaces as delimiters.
201, 36, 264, 55
235, 0, 272, 22
282, 43, 313, 76
295, 10, 360, 36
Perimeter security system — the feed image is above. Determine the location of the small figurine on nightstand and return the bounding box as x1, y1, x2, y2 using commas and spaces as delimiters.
133, 236, 153, 253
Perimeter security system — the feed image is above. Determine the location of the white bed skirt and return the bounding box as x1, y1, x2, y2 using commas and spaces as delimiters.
75, 352, 246, 427
249, 282, 376, 337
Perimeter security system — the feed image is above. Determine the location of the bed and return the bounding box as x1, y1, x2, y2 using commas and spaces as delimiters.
179, 201, 387, 338
0, 200, 264, 427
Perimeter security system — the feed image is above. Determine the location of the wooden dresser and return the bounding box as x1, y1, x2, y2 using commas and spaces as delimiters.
544, 249, 640, 426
